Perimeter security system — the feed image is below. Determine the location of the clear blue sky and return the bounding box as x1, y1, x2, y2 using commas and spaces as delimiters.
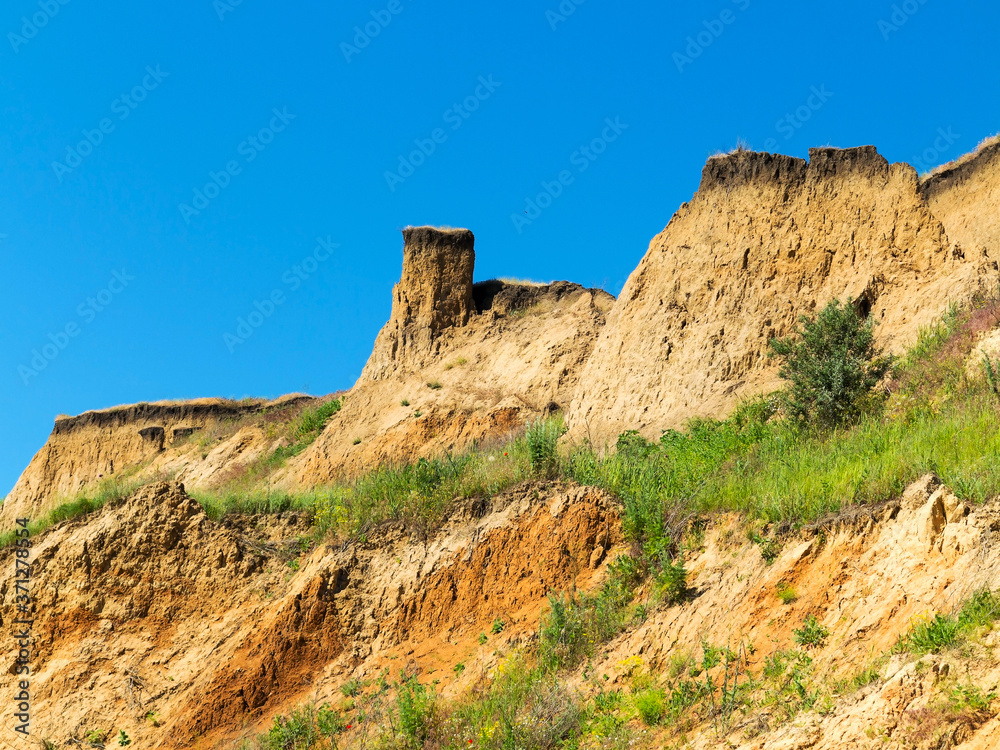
2, 0, 998, 496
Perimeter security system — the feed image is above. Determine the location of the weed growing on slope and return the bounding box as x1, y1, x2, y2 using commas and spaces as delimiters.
898, 590, 1000, 655
539, 555, 646, 671
236, 702, 348, 749
525, 417, 564, 478
269, 398, 342, 462
793, 615, 830, 648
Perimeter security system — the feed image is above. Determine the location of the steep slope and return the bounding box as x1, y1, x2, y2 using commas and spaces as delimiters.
567, 146, 999, 446
284, 226, 613, 485
582, 475, 1000, 749
8, 473, 1000, 748
0, 480, 620, 747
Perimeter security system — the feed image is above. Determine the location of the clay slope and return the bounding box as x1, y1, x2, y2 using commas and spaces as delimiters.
0, 480, 620, 748
10, 473, 1000, 748
567, 146, 1000, 446
283, 227, 613, 485
582, 474, 1000, 749
0, 396, 316, 525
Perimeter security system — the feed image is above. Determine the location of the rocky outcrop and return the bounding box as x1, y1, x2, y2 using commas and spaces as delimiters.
566, 146, 999, 446
283, 229, 614, 485
361, 226, 477, 381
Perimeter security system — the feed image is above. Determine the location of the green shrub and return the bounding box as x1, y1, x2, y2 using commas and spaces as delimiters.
341, 678, 361, 697
905, 612, 963, 655
394, 675, 437, 749
776, 583, 798, 604
240, 702, 346, 750
793, 615, 829, 648
264, 706, 321, 749
615, 430, 658, 460
633, 688, 666, 725
644, 538, 687, 605
949, 683, 996, 713
769, 299, 893, 427
750, 532, 781, 564
526, 418, 564, 477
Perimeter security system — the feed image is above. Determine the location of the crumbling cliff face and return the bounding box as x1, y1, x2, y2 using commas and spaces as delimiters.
283, 226, 613, 485
9, 473, 1000, 748
9, 141, 1000, 519
0, 480, 620, 748
566, 146, 1000, 446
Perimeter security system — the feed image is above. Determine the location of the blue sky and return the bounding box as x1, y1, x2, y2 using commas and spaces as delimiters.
2, 0, 998, 496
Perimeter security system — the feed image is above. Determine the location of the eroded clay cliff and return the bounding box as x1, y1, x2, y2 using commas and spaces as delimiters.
566, 146, 1000, 446
282, 227, 614, 485
0, 396, 315, 525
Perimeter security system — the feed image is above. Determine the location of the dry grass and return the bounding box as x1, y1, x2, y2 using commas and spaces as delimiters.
497, 276, 549, 287
921, 133, 1000, 181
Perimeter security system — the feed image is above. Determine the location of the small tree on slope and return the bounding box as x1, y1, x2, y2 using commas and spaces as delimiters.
769, 299, 893, 427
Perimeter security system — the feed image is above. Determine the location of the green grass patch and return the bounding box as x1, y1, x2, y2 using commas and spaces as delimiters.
539, 555, 649, 671
268, 398, 342, 463
898, 590, 1000, 655
0, 472, 147, 549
